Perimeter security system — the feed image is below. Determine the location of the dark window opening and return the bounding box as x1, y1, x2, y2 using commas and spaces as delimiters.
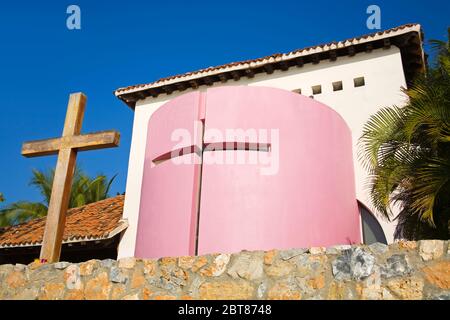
354, 77, 365, 87
333, 81, 343, 91
312, 85, 322, 95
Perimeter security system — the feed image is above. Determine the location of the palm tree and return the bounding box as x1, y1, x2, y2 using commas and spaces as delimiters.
0, 167, 117, 227
358, 29, 450, 240
0, 193, 4, 203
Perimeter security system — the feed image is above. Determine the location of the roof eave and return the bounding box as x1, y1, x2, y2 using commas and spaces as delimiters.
0, 220, 128, 250
114, 23, 425, 109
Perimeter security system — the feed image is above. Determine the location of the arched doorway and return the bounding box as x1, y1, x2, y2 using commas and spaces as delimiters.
359, 201, 387, 244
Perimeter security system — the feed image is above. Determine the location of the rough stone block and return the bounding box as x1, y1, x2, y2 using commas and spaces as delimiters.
386, 277, 424, 300
422, 262, 450, 289
118, 257, 136, 269
54, 262, 70, 270
419, 240, 445, 261
332, 248, 375, 281
227, 252, 264, 280
381, 254, 411, 278
199, 281, 254, 300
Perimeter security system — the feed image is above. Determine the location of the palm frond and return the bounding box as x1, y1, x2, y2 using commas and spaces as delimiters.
0, 202, 48, 227
358, 29, 450, 239
0, 166, 117, 226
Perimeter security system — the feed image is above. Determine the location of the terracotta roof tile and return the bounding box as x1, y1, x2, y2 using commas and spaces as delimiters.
0, 195, 126, 248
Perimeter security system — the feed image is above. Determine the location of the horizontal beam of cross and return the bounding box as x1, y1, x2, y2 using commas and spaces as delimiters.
21, 130, 120, 158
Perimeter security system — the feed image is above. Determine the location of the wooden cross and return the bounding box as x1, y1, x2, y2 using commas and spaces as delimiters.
21, 93, 120, 263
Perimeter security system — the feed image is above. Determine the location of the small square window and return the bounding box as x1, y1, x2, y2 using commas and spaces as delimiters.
354, 77, 365, 87
312, 85, 322, 95
332, 81, 343, 91
292, 88, 302, 94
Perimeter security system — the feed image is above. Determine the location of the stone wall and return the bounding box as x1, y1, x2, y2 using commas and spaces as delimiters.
1, 240, 449, 300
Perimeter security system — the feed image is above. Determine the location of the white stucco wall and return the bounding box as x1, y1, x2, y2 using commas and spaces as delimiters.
118, 46, 408, 259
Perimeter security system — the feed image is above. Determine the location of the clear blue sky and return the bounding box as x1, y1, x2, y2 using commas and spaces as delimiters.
0, 0, 448, 204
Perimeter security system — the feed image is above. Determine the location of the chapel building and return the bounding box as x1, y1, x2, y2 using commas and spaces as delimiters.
114, 23, 425, 259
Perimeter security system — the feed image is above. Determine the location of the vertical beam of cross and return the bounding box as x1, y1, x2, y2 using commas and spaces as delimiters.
41, 93, 84, 263
21, 93, 120, 263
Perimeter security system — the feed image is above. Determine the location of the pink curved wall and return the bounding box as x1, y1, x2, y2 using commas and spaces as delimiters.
135, 86, 360, 259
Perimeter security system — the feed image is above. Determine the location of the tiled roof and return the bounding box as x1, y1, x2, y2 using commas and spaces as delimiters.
114, 23, 425, 107
0, 195, 127, 249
